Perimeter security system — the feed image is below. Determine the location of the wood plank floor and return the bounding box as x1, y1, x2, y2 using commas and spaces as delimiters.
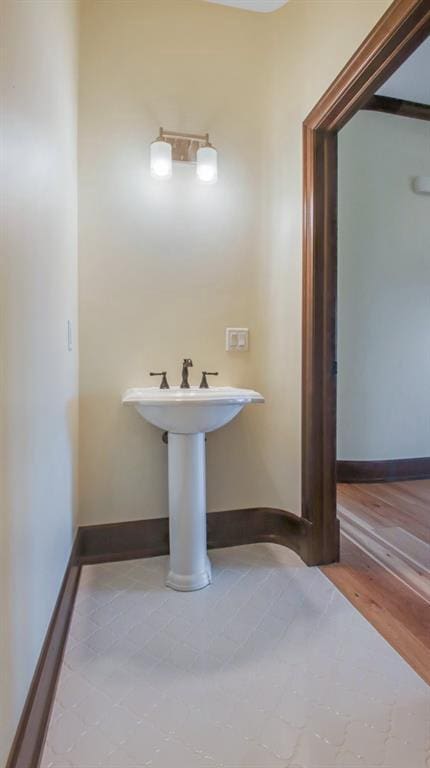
322, 479, 430, 685
337, 480, 430, 600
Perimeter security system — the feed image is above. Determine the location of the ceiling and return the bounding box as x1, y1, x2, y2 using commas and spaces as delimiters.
205, 0, 288, 12
376, 37, 430, 105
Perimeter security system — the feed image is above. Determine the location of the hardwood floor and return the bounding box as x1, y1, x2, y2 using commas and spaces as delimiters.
337, 481, 430, 602
322, 480, 430, 685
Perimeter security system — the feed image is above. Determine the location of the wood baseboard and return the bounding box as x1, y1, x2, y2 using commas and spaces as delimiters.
6, 535, 81, 768
362, 94, 430, 121
78, 507, 311, 565
337, 457, 430, 483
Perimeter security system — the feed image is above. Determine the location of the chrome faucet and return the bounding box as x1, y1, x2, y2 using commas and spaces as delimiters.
180, 358, 193, 388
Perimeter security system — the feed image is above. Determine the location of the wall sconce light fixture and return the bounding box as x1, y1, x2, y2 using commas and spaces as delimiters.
150, 128, 218, 183
150, 135, 172, 180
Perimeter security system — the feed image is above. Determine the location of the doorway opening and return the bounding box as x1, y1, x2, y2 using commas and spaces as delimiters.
300, 0, 430, 566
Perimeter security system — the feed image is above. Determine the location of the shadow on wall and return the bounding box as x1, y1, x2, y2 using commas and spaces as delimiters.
79, 394, 169, 523
68, 398, 80, 531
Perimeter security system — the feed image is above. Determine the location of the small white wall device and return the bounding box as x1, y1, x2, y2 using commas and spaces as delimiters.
412, 176, 430, 194
225, 328, 249, 352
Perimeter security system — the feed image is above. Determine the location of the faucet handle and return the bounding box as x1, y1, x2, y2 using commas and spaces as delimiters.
199, 371, 219, 389
150, 371, 170, 389
183, 358, 193, 368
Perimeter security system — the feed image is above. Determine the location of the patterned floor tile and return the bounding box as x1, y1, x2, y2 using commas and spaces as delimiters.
41, 544, 430, 768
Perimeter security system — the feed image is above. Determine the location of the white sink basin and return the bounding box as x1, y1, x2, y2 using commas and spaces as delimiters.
123, 384, 264, 592
122, 386, 264, 434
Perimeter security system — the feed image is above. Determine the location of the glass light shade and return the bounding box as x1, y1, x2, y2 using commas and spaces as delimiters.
196, 145, 218, 184
150, 139, 172, 179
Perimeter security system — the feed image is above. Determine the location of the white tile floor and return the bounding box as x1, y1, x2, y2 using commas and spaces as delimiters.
41, 544, 430, 768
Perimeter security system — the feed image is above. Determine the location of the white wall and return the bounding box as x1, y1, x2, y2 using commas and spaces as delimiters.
0, 1, 79, 762
338, 111, 430, 461
78, 0, 390, 527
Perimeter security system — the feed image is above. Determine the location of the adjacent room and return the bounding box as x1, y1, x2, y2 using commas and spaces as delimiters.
1, 1, 429, 767
336, 37, 430, 626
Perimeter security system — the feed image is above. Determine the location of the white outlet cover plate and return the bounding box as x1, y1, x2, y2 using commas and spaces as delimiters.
413, 176, 430, 194
226, 327, 249, 352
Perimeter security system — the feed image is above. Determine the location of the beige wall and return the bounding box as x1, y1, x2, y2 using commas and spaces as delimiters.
338, 111, 430, 460
0, 1, 79, 763
78, 0, 271, 523
78, 0, 390, 527
256, 0, 391, 511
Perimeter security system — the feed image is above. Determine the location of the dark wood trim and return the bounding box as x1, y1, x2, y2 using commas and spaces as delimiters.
78, 508, 313, 565
6, 535, 81, 768
337, 457, 430, 483
301, 0, 430, 566
362, 94, 430, 120
302, 125, 340, 565
78, 516, 170, 564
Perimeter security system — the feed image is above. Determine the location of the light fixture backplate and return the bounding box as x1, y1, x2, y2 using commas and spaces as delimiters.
159, 129, 211, 164
168, 137, 201, 163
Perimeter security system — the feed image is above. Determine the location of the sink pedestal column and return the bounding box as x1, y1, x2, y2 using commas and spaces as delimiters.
166, 432, 212, 591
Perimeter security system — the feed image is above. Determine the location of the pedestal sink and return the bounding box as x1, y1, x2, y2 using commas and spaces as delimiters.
122, 386, 264, 591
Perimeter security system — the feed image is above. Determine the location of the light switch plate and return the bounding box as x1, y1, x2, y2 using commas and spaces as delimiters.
226, 327, 249, 352
67, 320, 72, 352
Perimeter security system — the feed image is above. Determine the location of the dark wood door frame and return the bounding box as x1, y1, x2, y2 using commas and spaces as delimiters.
301, 0, 430, 565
